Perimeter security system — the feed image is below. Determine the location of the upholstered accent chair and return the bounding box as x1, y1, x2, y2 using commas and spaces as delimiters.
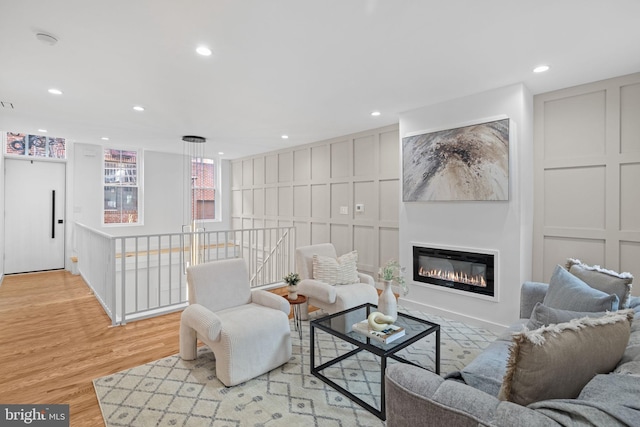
180, 258, 292, 387
295, 243, 378, 332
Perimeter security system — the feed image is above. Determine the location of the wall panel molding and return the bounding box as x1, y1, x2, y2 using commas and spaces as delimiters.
231, 124, 400, 276
534, 72, 640, 295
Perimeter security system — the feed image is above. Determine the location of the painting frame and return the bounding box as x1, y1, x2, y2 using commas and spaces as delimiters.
402, 116, 510, 202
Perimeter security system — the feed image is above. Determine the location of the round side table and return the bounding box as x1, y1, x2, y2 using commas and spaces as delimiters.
286, 294, 307, 340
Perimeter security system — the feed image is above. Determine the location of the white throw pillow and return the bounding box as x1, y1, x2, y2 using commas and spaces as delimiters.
312, 250, 359, 285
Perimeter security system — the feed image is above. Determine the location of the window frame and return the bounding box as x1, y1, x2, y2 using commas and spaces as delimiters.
102, 148, 143, 226
190, 156, 220, 222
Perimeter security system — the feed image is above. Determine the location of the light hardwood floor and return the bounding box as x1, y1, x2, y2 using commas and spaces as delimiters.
0, 270, 294, 427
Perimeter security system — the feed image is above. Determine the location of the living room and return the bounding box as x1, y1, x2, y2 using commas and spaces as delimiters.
2, 2, 639, 326
1, 1, 640, 425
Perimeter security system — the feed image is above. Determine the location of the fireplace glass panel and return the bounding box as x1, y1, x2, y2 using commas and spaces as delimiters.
413, 246, 495, 297
418, 256, 487, 287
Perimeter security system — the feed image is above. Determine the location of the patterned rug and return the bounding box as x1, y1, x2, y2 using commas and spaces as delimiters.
93, 308, 498, 426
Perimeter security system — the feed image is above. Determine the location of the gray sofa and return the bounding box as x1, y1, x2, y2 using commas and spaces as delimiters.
385, 281, 640, 426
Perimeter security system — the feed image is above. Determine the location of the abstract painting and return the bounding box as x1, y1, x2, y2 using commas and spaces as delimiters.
402, 118, 509, 201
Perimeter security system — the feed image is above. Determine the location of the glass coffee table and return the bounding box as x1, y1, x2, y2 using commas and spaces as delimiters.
310, 303, 440, 420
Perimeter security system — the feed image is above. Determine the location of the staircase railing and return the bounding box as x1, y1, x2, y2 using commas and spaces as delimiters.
74, 223, 295, 325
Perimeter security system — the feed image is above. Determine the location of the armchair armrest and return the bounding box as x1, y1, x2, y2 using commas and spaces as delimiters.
181, 303, 222, 341
520, 281, 549, 319
251, 289, 290, 315
357, 272, 375, 286
298, 278, 337, 304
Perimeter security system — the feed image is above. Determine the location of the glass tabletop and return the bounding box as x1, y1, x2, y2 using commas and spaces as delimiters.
312, 303, 440, 351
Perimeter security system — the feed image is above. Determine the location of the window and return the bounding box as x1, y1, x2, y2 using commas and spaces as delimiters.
103, 149, 141, 224
191, 158, 216, 221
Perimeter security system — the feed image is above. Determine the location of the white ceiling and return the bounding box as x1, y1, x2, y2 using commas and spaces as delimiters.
1, 0, 639, 159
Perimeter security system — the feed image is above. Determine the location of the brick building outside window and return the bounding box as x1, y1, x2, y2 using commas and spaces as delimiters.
104, 149, 140, 224
191, 158, 215, 220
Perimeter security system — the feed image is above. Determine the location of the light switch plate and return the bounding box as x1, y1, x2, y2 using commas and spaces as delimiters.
340, 206, 348, 215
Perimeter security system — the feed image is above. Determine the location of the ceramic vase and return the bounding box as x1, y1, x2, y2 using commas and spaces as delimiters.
288, 285, 298, 300
378, 280, 397, 321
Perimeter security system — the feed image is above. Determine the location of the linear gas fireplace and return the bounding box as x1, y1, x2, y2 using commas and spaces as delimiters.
413, 245, 496, 298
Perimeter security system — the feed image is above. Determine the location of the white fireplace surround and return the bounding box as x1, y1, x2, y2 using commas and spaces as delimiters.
410, 242, 500, 303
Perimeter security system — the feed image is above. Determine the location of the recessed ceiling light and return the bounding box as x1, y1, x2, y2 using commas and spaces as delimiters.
281, 135, 289, 139
371, 111, 381, 116
196, 46, 212, 56
48, 88, 63, 95
533, 65, 550, 73
101, 137, 110, 141
38, 129, 48, 133
218, 151, 224, 155
133, 105, 145, 112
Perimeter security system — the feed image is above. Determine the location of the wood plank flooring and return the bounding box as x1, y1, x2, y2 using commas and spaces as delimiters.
0, 271, 297, 427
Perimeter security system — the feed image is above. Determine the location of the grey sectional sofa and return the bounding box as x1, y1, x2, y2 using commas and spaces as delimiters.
385, 281, 640, 426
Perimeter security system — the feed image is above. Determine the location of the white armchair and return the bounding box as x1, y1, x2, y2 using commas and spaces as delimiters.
295, 243, 379, 332
180, 258, 292, 387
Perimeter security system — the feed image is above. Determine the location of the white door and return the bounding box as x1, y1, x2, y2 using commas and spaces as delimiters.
4, 159, 66, 274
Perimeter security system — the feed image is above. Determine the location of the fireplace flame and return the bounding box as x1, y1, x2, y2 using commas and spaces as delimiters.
418, 267, 487, 287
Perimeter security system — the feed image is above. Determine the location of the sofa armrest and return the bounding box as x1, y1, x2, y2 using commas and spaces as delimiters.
520, 281, 549, 319
298, 278, 337, 303
385, 364, 560, 427
251, 289, 290, 315
385, 364, 498, 427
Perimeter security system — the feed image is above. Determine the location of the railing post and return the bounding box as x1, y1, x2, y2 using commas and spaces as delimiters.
120, 237, 126, 325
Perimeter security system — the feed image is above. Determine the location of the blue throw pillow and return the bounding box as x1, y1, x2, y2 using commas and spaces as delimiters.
526, 302, 607, 330
543, 265, 619, 312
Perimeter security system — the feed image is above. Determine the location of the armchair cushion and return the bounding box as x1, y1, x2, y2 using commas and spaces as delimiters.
187, 258, 251, 311
312, 250, 359, 285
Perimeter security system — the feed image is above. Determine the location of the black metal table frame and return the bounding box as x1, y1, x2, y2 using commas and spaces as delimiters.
310, 303, 440, 420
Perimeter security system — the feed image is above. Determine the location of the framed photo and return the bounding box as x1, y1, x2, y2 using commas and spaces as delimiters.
402, 117, 509, 201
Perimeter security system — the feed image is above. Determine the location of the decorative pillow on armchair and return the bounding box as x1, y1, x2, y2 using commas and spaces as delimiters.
543, 265, 619, 312
566, 258, 633, 308
313, 250, 359, 285
498, 310, 634, 406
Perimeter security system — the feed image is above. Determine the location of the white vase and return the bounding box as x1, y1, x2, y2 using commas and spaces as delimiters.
288, 285, 298, 300
378, 280, 397, 321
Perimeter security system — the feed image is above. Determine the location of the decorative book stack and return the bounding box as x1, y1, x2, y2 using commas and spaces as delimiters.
352, 319, 405, 344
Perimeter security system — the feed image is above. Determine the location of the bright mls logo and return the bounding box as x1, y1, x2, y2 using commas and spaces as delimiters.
1, 405, 69, 426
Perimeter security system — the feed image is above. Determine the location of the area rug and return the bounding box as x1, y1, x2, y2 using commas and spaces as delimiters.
94, 308, 498, 426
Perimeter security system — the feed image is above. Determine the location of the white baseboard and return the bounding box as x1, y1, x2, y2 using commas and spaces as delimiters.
399, 297, 508, 334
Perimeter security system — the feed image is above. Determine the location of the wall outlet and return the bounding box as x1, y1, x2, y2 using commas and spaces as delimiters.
355, 204, 364, 213
339, 206, 348, 215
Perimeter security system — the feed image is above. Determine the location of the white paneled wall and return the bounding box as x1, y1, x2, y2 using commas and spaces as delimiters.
231, 124, 400, 277
534, 72, 640, 295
